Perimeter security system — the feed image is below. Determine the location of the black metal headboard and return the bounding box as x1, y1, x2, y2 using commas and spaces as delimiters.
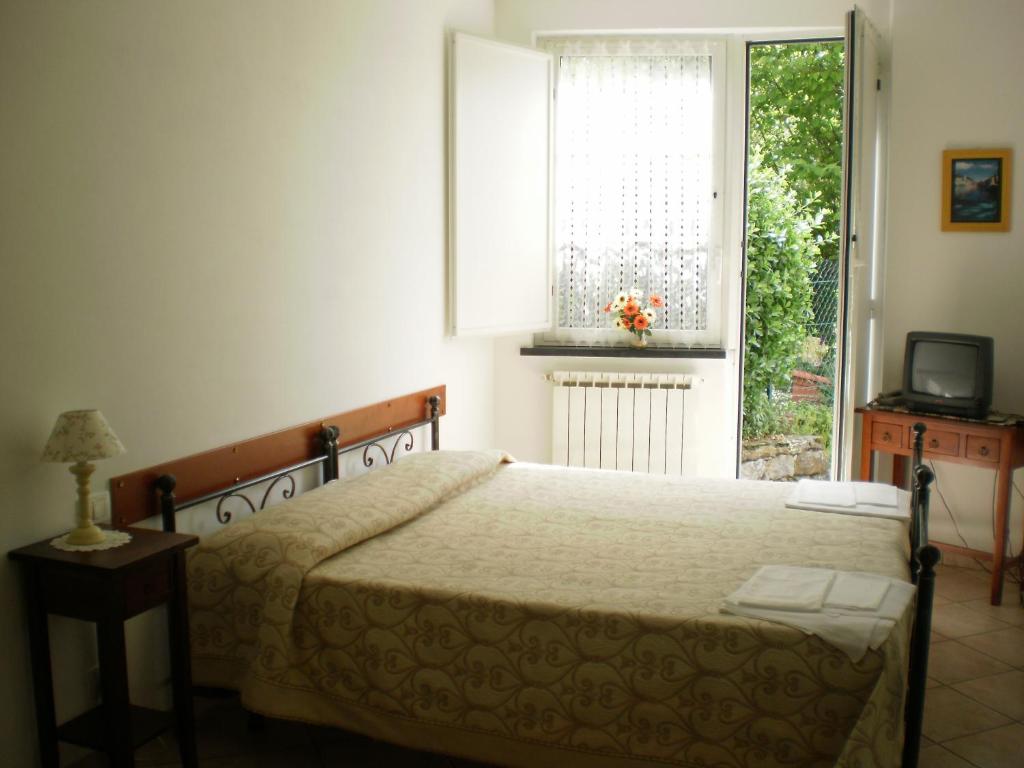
152, 394, 442, 533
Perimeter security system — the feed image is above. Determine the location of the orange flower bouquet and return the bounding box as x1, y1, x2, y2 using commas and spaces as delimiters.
603, 289, 665, 347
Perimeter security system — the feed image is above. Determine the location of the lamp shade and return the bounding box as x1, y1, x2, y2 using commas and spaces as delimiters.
41, 409, 125, 463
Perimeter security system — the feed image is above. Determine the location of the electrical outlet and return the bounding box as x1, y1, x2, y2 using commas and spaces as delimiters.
91, 491, 111, 524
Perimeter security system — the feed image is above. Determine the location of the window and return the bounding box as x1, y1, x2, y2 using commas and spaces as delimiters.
540, 37, 724, 345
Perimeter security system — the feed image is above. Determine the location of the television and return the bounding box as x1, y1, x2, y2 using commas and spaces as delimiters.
901, 332, 994, 418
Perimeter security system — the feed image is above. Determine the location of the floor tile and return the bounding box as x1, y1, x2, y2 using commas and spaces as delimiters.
932, 629, 950, 644
954, 669, 1024, 720
944, 723, 1024, 768
961, 596, 1024, 627
65, 754, 106, 768
135, 733, 181, 765
918, 744, 978, 768
928, 640, 1013, 684
933, 593, 954, 607
932, 603, 1012, 638
131, 697, 314, 766
937, 553, 989, 570
921, 687, 1012, 742
927, 677, 943, 689
199, 745, 323, 767
317, 736, 460, 767
959, 626, 1024, 667
935, 566, 991, 602
307, 723, 355, 747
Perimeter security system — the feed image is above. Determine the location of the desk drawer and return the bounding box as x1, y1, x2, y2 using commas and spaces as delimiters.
871, 421, 904, 449
922, 429, 960, 458
124, 558, 173, 615
966, 435, 1001, 463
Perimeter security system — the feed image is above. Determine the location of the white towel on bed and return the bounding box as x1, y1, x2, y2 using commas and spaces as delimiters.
826, 571, 892, 611
786, 480, 911, 520
722, 567, 915, 661
795, 480, 857, 507
731, 565, 836, 612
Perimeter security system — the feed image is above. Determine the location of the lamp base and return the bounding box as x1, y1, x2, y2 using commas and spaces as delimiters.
64, 522, 107, 546
51, 529, 132, 552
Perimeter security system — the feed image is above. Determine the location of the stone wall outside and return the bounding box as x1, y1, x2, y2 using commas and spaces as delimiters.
740, 435, 829, 481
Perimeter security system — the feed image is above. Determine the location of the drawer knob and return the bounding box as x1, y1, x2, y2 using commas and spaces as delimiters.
979, 445, 990, 457
882, 432, 892, 443
929, 438, 940, 448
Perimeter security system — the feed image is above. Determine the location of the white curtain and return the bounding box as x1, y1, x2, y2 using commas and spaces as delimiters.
542, 38, 714, 333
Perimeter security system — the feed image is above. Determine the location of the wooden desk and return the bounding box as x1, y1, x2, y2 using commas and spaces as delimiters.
857, 406, 1024, 605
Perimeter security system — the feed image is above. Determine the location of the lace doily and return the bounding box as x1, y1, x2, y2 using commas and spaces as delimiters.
50, 530, 133, 551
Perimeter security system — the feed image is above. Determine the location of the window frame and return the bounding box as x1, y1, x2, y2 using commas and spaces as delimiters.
537, 37, 728, 347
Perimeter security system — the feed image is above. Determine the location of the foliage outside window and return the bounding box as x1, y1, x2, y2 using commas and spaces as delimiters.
743, 42, 843, 450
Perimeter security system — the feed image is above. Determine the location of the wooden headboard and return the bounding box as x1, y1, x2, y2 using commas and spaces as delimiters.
109, 385, 446, 527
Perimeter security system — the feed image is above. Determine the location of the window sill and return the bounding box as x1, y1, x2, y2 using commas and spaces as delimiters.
519, 343, 727, 359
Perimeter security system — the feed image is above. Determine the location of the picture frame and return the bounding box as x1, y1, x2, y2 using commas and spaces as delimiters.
941, 148, 1012, 232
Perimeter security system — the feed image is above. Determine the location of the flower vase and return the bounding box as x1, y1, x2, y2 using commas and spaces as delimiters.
630, 335, 648, 349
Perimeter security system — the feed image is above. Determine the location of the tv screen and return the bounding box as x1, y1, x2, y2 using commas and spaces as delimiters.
901, 332, 994, 418
910, 341, 979, 399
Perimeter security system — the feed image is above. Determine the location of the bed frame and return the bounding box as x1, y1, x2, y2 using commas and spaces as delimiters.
109, 388, 940, 768
110, 387, 444, 530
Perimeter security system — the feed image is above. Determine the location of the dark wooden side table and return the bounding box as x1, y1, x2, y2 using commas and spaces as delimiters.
9, 527, 199, 768
857, 405, 1024, 605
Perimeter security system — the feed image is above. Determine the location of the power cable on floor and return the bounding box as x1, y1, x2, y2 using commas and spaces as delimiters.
926, 459, 973, 550
928, 460, 1022, 585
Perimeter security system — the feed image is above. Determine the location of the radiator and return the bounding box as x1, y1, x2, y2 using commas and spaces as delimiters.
547, 371, 697, 475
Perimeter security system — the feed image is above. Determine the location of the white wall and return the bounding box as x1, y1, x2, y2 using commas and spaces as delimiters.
491, 0, 889, 471
884, 0, 1024, 555
0, 1, 494, 765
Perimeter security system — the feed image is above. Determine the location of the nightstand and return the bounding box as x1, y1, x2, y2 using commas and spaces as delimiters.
9, 527, 199, 768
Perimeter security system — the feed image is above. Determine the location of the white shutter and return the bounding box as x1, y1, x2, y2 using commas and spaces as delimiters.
449, 33, 552, 336
837, 8, 884, 480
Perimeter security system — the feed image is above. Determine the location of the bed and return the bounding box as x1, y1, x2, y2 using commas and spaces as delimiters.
110, 386, 939, 768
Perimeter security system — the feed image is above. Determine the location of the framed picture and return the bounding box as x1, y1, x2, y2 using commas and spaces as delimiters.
942, 148, 1012, 232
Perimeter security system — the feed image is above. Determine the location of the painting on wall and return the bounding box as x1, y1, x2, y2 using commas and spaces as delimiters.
942, 148, 1012, 232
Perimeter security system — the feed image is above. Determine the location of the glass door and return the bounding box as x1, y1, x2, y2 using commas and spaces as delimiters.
738, 36, 845, 481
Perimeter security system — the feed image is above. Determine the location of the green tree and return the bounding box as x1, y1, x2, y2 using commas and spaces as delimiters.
743, 42, 843, 443
743, 156, 819, 439
749, 42, 843, 269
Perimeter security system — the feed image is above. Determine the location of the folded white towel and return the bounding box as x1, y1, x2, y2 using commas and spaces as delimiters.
731, 565, 836, 612
796, 479, 857, 507
786, 485, 911, 521
826, 572, 891, 611
721, 568, 915, 660
853, 482, 899, 508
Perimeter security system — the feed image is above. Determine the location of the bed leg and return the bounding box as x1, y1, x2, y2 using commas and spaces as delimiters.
909, 424, 927, 584
903, 543, 940, 768
429, 395, 441, 451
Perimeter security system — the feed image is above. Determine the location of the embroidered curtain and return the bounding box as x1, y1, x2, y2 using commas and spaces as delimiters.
544, 38, 714, 333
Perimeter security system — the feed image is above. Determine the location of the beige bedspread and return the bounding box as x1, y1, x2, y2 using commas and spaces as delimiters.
188, 451, 912, 768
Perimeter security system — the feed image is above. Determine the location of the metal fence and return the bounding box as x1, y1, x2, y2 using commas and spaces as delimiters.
808, 255, 840, 398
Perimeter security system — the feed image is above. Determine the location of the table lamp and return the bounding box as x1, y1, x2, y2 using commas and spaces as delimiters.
41, 410, 125, 547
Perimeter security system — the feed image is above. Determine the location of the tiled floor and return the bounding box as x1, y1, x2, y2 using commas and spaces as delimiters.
70, 564, 1023, 767
920, 564, 1024, 768
70, 695, 487, 768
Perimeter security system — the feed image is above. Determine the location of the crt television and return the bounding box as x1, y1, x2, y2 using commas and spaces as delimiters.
901, 332, 994, 418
